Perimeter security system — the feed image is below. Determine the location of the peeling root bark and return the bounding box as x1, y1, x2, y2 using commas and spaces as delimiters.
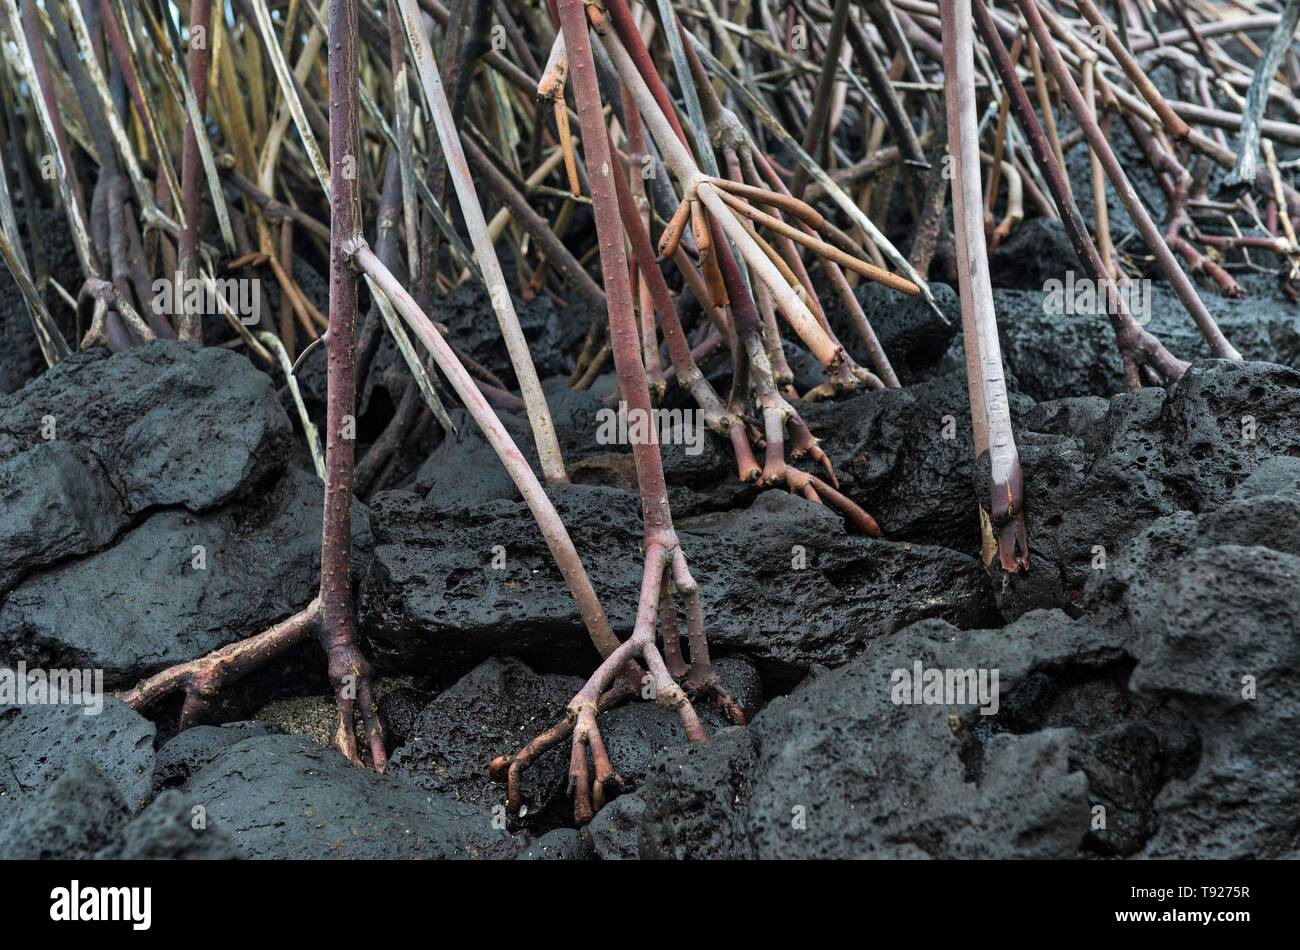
120, 599, 321, 728
942, 0, 1029, 574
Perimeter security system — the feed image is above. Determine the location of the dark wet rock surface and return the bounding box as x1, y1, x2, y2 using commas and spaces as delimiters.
803, 358, 1300, 624
0, 699, 155, 814
376, 685, 434, 749
184, 733, 517, 859
409, 377, 753, 518
517, 827, 589, 860
0, 342, 291, 600
0, 466, 368, 685
0, 751, 238, 858
636, 611, 1108, 858
959, 205, 1300, 405
388, 656, 585, 817
585, 793, 646, 860
806, 370, 1001, 552
970, 283, 1300, 404
827, 280, 962, 386
1084, 491, 1300, 858
359, 483, 631, 676
637, 727, 759, 860
0, 441, 123, 596
153, 721, 282, 792
0, 342, 368, 686
632, 604, 1251, 859
999, 359, 1300, 617
988, 217, 1080, 291
0, 343, 290, 516
387, 653, 761, 826
582, 654, 762, 789
625, 460, 1300, 859
360, 483, 996, 682
105, 790, 242, 859
0, 758, 131, 859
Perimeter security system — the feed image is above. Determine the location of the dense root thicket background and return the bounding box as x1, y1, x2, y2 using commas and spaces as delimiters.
2, 24, 1298, 859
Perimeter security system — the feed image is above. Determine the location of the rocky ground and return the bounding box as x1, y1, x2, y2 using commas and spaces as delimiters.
2, 174, 1298, 858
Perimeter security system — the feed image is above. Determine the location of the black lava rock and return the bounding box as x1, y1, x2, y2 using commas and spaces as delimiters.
361, 483, 996, 682
0, 699, 155, 815
517, 827, 589, 860
184, 732, 518, 859
1086, 490, 1300, 858
585, 793, 645, 860
0, 341, 291, 515
637, 610, 1124, 858
388, 654, 762, 826
153, 721, 282, 792
387, 656, 584, 818
1001, 359, 1300, 616
826, 281, 962, 387
0, 466, 368, 685
0, 441, 124, 596
0, 758, 130, 859
103, 790, 241, 859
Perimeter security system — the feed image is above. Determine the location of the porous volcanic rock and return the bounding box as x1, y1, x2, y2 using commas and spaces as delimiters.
152, 721, 282, 792
634, 609, 1207, 859
0, 342, 293, 601
0, 698, 155, 815
0, 466, 367, 684
517, 827, 589, 860
951, 280, 1300, 404
388, 654, 762, 823
1086, 488, 1300, 858
0, 342, 290, 515
825, 280, 962, 386
636, 514, 1297, 862
0, 758, 131, 859
988, 217, 1078, 291
998, 359, 1300, 616
361, 484, 996, 681
184, 732, 518, 859
410, 377, 753, 518
586, 792, 646, 860
102, 790, 241, 859
387, 656, 585, 816
575, 653, 763, 789
0, 441, 123, 596
805, 370, 1014, 552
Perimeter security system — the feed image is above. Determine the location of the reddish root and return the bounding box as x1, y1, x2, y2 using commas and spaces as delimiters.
489, 676, 639, 817
754, 396, 881, 536
121, 600, 319, 729
492, 542, 742, 824
119, 596, 388, 770
728, 421, 762, 482
670, 549, 746, 725
657, 197, 692, 260
787, 416, 838, 487
784, 467, 883, 537
658, 579, 690, 679
991, 459, 1031, 573
324, 634, 388, 771
1167, 234, 1246, 298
